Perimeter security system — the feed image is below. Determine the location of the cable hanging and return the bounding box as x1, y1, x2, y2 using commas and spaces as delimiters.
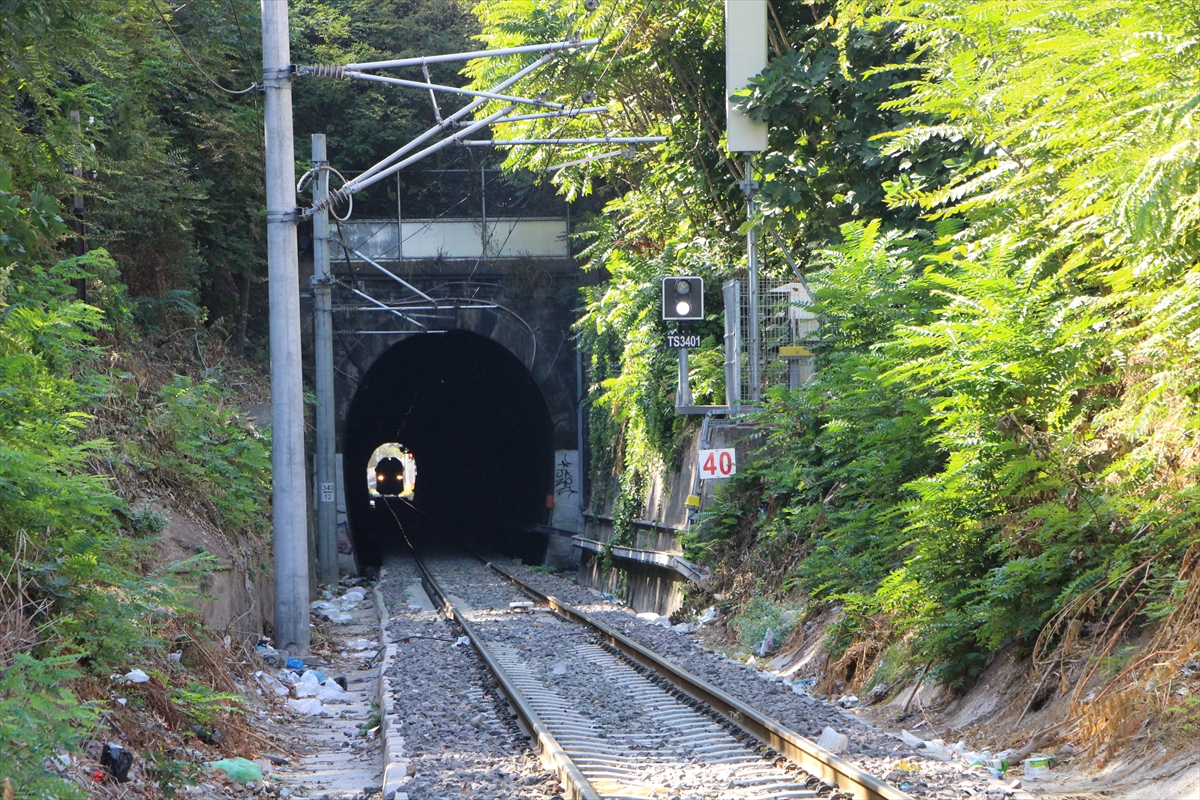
149, 0, 260, 96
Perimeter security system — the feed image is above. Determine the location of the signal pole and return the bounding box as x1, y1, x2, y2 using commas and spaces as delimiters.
262, 0, 310, 655
311, 134, 339, 585
743, 161, 761, 402
726, 0, 768, 403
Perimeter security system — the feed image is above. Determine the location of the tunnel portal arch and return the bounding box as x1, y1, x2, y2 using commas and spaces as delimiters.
341, 330, 556, 564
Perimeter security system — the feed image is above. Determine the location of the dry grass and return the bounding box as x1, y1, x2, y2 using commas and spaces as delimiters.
0, 534, 53, 669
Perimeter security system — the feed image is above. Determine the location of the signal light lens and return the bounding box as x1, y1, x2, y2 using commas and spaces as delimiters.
662, 276, 703, 320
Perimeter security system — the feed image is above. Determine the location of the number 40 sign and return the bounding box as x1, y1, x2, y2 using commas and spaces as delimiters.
698, 448, 736, 480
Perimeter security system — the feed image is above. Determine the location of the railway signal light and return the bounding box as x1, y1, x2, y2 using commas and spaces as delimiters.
662, 276, 703, 320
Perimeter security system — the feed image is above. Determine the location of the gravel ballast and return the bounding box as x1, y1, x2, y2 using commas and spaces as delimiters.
379, 554, 562, 800
500, 559, 1022, 800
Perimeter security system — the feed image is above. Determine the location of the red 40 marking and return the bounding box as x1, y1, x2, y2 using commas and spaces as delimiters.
698, 448, 736, 479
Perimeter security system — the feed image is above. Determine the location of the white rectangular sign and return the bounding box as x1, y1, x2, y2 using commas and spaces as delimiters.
698, 448, 737, 480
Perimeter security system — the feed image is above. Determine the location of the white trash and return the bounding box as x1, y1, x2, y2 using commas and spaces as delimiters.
287, 697, 323, 715
900, 729, 925, 748
254, 671, 289, 697
1024, 755, 1053, 780
836, 694, 860, 709
817, 726, 849, 753
922, 739, 955, 762
254, 671, 289, 695
316, 681, 346, 701
293, 670, 323, 697
124, 669, 151, 684
348, 638, 377, 651
697, 606, 718, 626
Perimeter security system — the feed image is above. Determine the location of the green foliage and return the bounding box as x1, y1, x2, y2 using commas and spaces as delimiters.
128, 501, 169, 539
729, 596, 803, 653
0, 176, 262, 793
465, 0, 1200, 699
0, 0, 266, 326
0, 654, 97, 800
171, 682, 245, 727
148, 376, 272, 537
740, 10, 964, 251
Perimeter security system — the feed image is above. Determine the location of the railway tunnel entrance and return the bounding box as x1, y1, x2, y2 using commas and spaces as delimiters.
342, 330, 555, 566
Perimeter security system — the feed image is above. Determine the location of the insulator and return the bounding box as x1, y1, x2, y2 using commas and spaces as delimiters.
310, 64, 347, 80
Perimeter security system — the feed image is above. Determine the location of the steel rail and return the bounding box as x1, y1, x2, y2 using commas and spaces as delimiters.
405, 550, 603, 800
483, 558, 916, 800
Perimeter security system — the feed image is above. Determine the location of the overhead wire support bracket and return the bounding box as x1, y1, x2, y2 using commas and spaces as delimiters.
462, 136, 668, 146
353, 304, 500, 312
342, 71, 564, 108
422, 63, 444, 124
338, 280, 428, 329
548, 146, 634, 172
304, 104, 518, 216
453, 106, 610, 126
351, 249, 440, 304
343, 56, 550, 190
339, 36, 599, 71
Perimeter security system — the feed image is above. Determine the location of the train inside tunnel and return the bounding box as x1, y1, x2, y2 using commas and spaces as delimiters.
342, 330, 556, 566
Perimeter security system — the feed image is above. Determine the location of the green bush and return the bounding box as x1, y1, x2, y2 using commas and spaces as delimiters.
730, 596, 804, 654
149, 375, 271, 537
0, 655, 97, 799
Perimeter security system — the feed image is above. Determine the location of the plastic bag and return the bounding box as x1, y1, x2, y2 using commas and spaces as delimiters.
316, 682, 345, 701
254, 671, 289, 697
101, 743, 133, 783
287, 697, 323, 715
207, 757, 263, 783
123, 669, 150, 684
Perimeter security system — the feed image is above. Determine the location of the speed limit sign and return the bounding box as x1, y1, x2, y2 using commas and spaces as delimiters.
698, 448, 736, 480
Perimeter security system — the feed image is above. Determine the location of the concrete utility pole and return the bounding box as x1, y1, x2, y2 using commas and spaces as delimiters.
311, 134, 338, 585
262, 0, 310, 655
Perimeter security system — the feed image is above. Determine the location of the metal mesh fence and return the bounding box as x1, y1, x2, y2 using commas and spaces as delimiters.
729, 275, 819, 404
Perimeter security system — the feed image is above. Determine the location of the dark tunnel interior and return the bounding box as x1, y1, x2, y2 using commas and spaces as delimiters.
342, 330, 555, 565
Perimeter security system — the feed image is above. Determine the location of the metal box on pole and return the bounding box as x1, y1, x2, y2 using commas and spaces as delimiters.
725, 0, 768, 153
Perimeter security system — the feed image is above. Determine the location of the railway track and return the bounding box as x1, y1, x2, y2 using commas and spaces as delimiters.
400, 547, 914, 800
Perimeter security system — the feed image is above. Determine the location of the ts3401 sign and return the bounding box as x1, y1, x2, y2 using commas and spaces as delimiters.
698, 448, 736, 480
666, 333, 702, 349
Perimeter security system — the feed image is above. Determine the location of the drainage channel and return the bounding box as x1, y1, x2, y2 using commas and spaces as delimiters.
410, 548, 913, 800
